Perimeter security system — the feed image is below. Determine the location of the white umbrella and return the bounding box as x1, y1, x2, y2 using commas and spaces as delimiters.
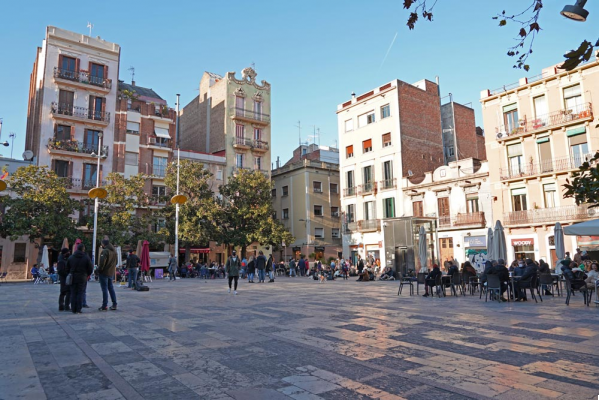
41, 245, 50, 271
486, 227, 494, 261
492, 220, 507, 262
418, 226, 428, 273
554, 222, 565, 273
115, 246, 123, 268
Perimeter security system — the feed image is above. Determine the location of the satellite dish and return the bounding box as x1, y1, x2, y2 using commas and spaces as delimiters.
22, 150, 34, 161
408, 170, 414, 177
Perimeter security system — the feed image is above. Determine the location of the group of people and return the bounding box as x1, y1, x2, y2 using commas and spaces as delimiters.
30, 263, 58, 284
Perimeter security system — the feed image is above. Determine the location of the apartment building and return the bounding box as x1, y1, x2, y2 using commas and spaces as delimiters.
481, 59, 599, 264
25, 26, 120, 207
271, 144, 341, 261
179, 67, 271, 179
441, 100, 486, 163
402, 158, 492, 272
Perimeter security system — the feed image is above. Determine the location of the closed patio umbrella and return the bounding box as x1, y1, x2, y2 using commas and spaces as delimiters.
140, 240, 151, 282
61, 238, 69, 251
41, 245, 50, 271
554, 222, 565, 273
492, 220, 507, 262
486, 227, 494, 261
418, 225, 428, 273
73, 238, 82, 253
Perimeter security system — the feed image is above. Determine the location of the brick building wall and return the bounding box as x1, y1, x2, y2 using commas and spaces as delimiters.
397, 80, 444, 177
179, 95, 203, 152
452, 102, 480, 160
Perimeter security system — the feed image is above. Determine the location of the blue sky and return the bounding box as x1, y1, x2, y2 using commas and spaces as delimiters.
0, 0, 595, 164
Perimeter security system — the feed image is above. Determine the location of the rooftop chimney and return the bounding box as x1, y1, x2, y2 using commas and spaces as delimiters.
132, 80, 136, 86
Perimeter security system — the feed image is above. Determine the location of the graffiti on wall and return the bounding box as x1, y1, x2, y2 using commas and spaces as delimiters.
466, 249, 488, 273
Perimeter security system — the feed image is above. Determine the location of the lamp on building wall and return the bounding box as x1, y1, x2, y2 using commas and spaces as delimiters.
561, 0, 589, 21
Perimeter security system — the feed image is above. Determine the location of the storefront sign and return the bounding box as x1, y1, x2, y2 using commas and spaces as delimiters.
511, 238, 535, 246
464, 236, 486, 248
576, 236, 599, 249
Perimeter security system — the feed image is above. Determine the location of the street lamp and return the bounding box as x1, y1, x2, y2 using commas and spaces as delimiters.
171, 94, 187, 267
88, 132, 107, 265
561, 0, 589, 21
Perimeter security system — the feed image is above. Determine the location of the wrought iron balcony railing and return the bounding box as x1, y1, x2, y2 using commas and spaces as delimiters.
344, 187, 357, 196
231, 107, 270, 123
504, 204, 594, 226
358, 182, 375, 195
53, 67, 112, 90
58, 177, 107, 191
48, 138, 109, 157
379, 178, 397, 190
499, 153, 593, 180
438, 212, 486, 229
51, 102, 110, 123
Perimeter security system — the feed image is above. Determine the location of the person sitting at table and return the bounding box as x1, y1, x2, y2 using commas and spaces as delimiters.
446, 262, 459, 277
488, 259, 509, 301
480, 260, 494, 284
562, 261, 586, 291
31, 264, 39, 282
514, 259, 537, 301
422, 264, 441, 297
461, 261, 477, 276
584, 262, 598, 291
538, 259, 550, 274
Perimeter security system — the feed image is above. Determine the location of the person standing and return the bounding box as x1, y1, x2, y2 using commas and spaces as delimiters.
247, 256, 256, 283
57, 248, 71, 311
289, 258, 296, 277
255, 251, 267, 282
226, 250, 241, 294
267, 254, 275, 282
66, 244, 93, 314
168, 254, 177, 281
97, 239, 118, 311
356, 256, 365, 281
126, 249, 140, 289
298, 257, 306, 277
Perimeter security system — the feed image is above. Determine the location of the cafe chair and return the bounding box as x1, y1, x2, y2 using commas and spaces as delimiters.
485, 274, 502, 303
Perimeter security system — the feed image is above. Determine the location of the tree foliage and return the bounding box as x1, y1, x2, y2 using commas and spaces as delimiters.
564, 152, 599, 208
402, 0, 597, 72
0, 165, 81, 246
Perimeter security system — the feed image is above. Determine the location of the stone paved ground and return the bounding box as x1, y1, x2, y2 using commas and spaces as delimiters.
1, 277, 598, 400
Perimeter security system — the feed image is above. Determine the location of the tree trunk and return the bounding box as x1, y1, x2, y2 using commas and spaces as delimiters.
241, 245, 247, 260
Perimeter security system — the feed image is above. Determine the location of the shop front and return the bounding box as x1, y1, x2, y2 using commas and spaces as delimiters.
464, 235, 488, 273
511, 237, 536, 261
576, 236, 599, 260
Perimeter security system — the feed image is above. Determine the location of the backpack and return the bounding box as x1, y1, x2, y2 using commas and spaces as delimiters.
135, 279, 150, 292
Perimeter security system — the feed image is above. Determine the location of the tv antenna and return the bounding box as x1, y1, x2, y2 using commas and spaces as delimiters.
128, 67, 135, 83
87, 22, 94, 36
9, 133, 15, 159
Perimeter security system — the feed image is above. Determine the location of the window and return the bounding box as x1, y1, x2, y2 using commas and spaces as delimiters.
83, 164, 98, 189
14, 243, 27, 263
236, 154, 244, 168
543, 183, 556, 208
126, 121, 140, 134
382, 160, 393, 187
569, 131, 589, 168
273, 211, 277, 219
332, 228, 340, 238
503, 103, 519, 134
346, 145, 354, 158
125, 152, 138, 166
346, 170, 354, 189
564, 84, 583, 113
152, 185, 167, 197
466, 196, 479, 213
283, 208, 289, 219
216, 169, 223, 180
56, 124, 71, 141
363, 165, 373, 187
54, 160, 69, 178
313, 181, 322, 193
59, 55, 77, 76
331, 206, 339, 217
447, 146, 455, 157
362, 139, 372, 153
89, 96, 105, 121
90, 63, 106, 86
58, 90, 74, 114
302, 148, 307, 155
235, 96, 244, 112
412, 201, 423, 217
153, 218, 166, 233
83, 129, 100, 153
235, 124, 245, 145
153, 156, 167, 177
381, 104, 391, 119
383, 197, 395, 218
512, 188, 527, 211
358, 111, 375, 127
314, 228, 324, 239
330, 183, 338, 193
271, 188, 276, 198
437, 197, 450, 217
533, 95, 547, 120
254, 100, 263, 116
254, 156, 262, 171
538, 138, 553, 173
282, 186, 289, 196
253, 128, 262, 141
314, 205, 323, 216
507, 143, 523, 176
364, 201, 375, 220
346, 204, 355, 223
345, 119, 354, 132
382, 133, 391, 147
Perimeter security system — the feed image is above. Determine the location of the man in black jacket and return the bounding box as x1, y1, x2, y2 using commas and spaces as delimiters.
488, 259, 510, 301
57, 248, 71, 311
255, 251, 267, 283
126, 250, 140, 289
423, 264, 441, 297
356, 256, 365, 281
66, 244, 93, 314
514, 258, 536, 301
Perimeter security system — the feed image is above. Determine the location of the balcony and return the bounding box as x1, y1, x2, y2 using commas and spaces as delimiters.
152, 166, 167, 178
495, 103, 593, 141
379, 178, 397, 190
48, 138, 109, 158
58, 177, 107, 192
438, 212, 486, 230
252, 139, 269, 153
50, 102, 110, 125
148, 137, 172, 150
53, 67, 112, 91
357, 219, 381, 232
148, 195, 167, 206
230, 107, 270, 125
499, 153, 592, 181
344, 187, 356, 197
232, 137, 253, 150
358, 182, 375, 195
504, 204, 595, 227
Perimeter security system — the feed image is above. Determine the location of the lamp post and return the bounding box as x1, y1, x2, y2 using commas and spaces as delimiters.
171, 94, 187, 267
88, 132, 107, 265
561, 0, 589, 21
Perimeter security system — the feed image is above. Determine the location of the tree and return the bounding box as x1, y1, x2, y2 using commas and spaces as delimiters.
402, 0, 597, 71
0, 165, 81, 256
163, 160, 218, 251
563, 151, 599, 207
214, 169, 294, 258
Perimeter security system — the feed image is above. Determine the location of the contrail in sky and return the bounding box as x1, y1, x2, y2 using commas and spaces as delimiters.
380, 32, 398, 69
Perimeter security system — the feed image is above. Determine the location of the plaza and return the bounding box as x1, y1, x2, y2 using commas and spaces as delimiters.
0, 278, 598, 400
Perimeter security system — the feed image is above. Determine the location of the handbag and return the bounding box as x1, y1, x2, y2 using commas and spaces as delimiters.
65, 273, 73, 286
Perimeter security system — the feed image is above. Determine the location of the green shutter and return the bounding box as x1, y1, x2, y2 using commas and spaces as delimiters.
566, 126, 586, 137
536, 137, 550, 144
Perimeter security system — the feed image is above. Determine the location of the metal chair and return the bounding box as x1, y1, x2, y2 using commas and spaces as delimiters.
563, 274, 589, 306
450, 272, 464, 296
416, 273, 427, 295
538, 274, 555, 296
397, 275, 414, 296
431, 274, 445, 298
485, 274, 502, 303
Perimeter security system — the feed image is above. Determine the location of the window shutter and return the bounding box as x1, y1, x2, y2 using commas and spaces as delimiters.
58, 55, 63, 70
89, 95, 95, 110
103, 65, 108, 79
70, 125, 75, 140
101, 98, 106, 115
51, 159, 56, 173
68, 161, 73, 178
75, 58, 80, 72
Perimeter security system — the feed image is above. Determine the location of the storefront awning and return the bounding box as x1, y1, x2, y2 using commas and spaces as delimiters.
154, 127, 171, 139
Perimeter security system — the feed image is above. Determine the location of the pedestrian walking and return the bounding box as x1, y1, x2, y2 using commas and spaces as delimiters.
247, 256, 256, 283
168, 254, 177, 281
289, 258, 296, 277
97, 239, 118, 311
267, 254, 275, 282
126, 249, 140, 289
66, 244, 93, 314
255, 251, 267, 282
57, 248, 71, 311
226, 250, 241, 295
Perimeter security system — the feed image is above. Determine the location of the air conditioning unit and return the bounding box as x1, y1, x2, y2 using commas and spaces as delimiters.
496, 132, 505, 139
588, 207, 598, 217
